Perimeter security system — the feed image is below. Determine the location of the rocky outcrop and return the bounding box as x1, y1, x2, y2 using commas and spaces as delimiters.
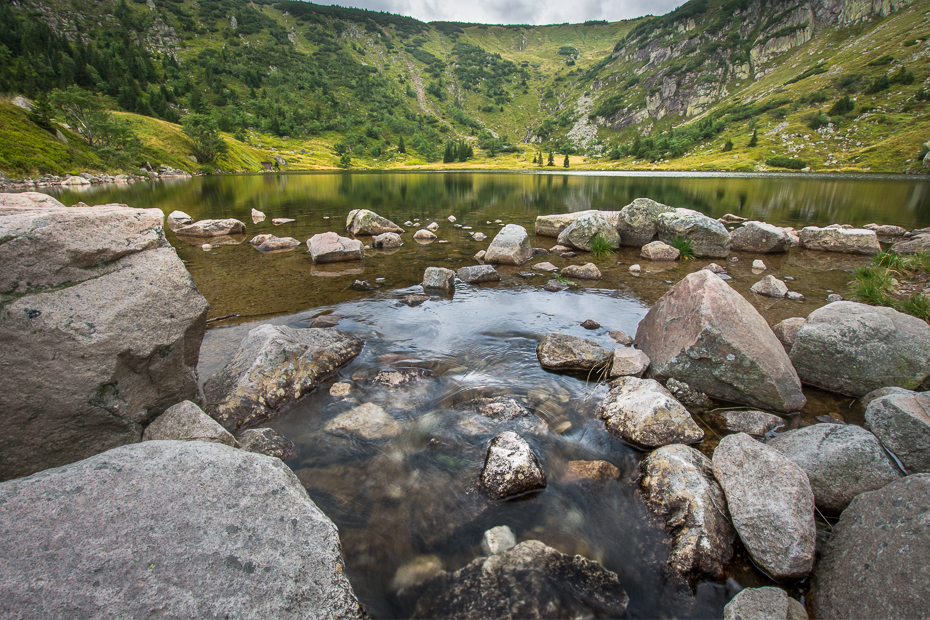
617, 198, 676, 247
236, 427, 295, 460
640, 444, 735, 578
0, 441, 364, 619
810, 474, 930, 620
712, 433, 816, 580
422, 266, 455, 292
484, 224, 533, 265
799, 226, 880, 254
597, 377, 704, 447
479, 431, 547, 499
657, 208, 731, 258
634, 270, 806, 413
0, 194, 208, 480
397, 540, 628, 619
346, 209, 404, 235
457, 264, 500, 283
204, 325, 363, 432
175, 218, 246, 237
307, 232, 364, 263
730, 221, 792, 253
723, 587, 807, 620
556, 213, 620, 251
789, 301, 930, 396
864, 389, 930, 473
142, 400, 237, 447
536, 333, 611, 373
767, 423, 901, 514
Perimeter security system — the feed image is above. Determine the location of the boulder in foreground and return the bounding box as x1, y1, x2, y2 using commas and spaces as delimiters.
598, 377, 703, 447
864, 389, 930, 473
143, 401, 237, 447
0, 441, 364, 619
723, 587, 807, 620
484, 224, 533, 265
480, 431, 547, 499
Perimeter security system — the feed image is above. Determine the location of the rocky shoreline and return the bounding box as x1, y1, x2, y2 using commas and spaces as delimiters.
0, 165, 192, 192
1, 192, 928, 618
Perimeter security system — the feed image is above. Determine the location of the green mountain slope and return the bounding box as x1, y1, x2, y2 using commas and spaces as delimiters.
1, 0, 928, 175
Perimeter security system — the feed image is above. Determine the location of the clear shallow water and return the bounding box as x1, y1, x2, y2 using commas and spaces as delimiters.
44, 171, 922, 617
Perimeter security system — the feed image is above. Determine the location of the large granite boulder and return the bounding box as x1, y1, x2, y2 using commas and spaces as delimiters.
891, 232, 930, 254
142, 400, 238, 447
397, 540, 628, 619
767, 424, 901, 514
479, 431, 547, 499
864, 389, 930, 473
204, 325, 363, 432
536, 333, 611, 373
810, 474, 930, 619
657, 208, 731, 258
617, 197, 676, 247
641, 240, 680, 261
307, 232, 364, 263
556, 213, 621, 252
534, 210, 621, 237
175, 218, 246, 237
0, 194, 208, 480
723, 587, 807, 620
0, 441, 364, 619
635, 270, 806, 413
597, 377, 703, 448
640, 444, 735, 578
422, 266, 455, 293
789, 301, 930, 396
712, 433, 816, 580
799, 226, 880, 254
346, 208, 404, 235
484, 224, 533, 265
730, 221, 792, 253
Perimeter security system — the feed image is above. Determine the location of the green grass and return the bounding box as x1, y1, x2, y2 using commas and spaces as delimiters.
851, 258, 930, 322
873, 250, 930, 273
670, 236, 695, 259
590, 233, 616, 258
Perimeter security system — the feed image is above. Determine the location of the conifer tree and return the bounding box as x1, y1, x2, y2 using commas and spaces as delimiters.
748, 129, 758, 148
398, 135, 406, 154
563, 154, 569, 168
547, 151, 554, 166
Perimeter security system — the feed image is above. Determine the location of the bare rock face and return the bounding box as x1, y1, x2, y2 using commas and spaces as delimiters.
730, 221, 792, 253
536, 333, 611, 373
0, 194, 208, 480
767, 424, 901, 514
635, 270, 806, 413
864, 389, 930, 473
307, 232, 364, 263
640, 444, 736, 579
722, 587, 808, 620
597, 377, 704, 448
0, 441, 364, 619
657, 208, 731, 258
712, 433, 816, 580
236, 427, 295, 460
789, 301, 930, 397
204, 325, 363, 432
397, 540, 628, 619
809, 474, 930, 620
641, 240, 680, 261
346, 208, 404, 235
799, 226, 880, 254
556, 213, 621, 252
457, 264, 500, 283
617, 197, 676, 246
479, 431, 547, 499
175, 218, 246, 237
143, 401, 238, 447
484, 224, 533, 265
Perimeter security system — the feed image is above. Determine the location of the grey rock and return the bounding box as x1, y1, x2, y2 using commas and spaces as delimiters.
557, 213, 620, 252
413, 229, 437, 241
204, 325, 363, 432
422, 266, 455, 292
484, 224, 533, 265
346, 208, 404, 235
597, 377, 704, 448
532, 261, 558, 272
481, 525, 517, 555
536, 334, 611, 373
891, 232, 930, 254
251, 208, 265, 222
641, 240, 680, 261
307, 232, 364, 263
310, 315, 341, 328
825, 293, 844, 302
751, 275, 788, 298
608, 348, 651, 378
709, 410, 785, 437
175, 218, 246, 237
479, 431, 547, 499
0, 198, 208, 480
723, 587, 808, 620
665, 378, 714, 410
534, 210, 621, 238
143, 401, 237, 447
398, 540, 628, 619
617, 197, 676, 247
864, 389, 930, 473
773, 318, 806, 352
609, 329, 634, 345
0, 441, 364, 619
544, 280, 568, 292
372, 232, 403, 249
767, 424, 901, 514
730, 221, 792, 253
799, 226, 880, 254
869, 224, 908, 237
391, 556, 443, 592
580, 319, 600, 329
236, 427, 295, 460
702, 262, 726, 273
561, 262, 603, 280
810, 475, 930, 620
403, 294, 430, 306
635, 270, 806, 413
457, 264, 500, 284
785, 291, 805, 301
789, 301, 930, 396
256, 236, 300, 252
641, 444, 736, 578
166, 210, 193, 231
564, 460, 620, 483
271, 218, 295, 226
324, 402, 402, 440
712, 433, 816, 580
657, 208, 732, 258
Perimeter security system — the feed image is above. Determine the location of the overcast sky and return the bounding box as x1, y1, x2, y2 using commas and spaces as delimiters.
314, 0, 689, 26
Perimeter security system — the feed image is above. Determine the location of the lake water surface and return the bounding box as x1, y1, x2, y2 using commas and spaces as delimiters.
48, 171, 929, 617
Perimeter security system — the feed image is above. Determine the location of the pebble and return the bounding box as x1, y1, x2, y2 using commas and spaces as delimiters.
629, 264, 641, 273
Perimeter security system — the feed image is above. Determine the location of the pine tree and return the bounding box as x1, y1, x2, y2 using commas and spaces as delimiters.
531, 154, 537, 164
722, 139, 733, 152
563, 154, 569, 168
398, 135, 406, 154
748, 129, 758, 148
547, 151, 554, 166
29, 92, 54, 130
538, 151, 543, 166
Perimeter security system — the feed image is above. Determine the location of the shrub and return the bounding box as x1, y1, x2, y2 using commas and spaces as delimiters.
722, 139, 733, 152
766, 156, 807, 170
868, 55, 895, 66
808, 111, 831, 130
828, 95, 855, 116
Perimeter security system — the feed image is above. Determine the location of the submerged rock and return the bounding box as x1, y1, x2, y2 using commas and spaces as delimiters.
789, 301, 930, 396
635, 270, 806, 413
484, 224, 533, 265
346, 208, 404, 235
398, 540, 628, 619
712, 433, 816, 580
175, 218, 246, 237
236, 427, 295, 460
307, 232, 364, 263
0, 441, 364, 619
641, 444, 736, 578
564, 460, 620, 483
481, 525, 517, 555
204, 325, 363, 432
142, 400, 237, 447
324, 402, 402, 441
597, 377, 703, 448
864, 389, 930, 473
479, 431, 547, 499
536, 333, 611, 373
722, 587, 807, 620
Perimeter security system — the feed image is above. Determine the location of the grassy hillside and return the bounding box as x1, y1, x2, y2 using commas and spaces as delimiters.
1, 0, 929, 176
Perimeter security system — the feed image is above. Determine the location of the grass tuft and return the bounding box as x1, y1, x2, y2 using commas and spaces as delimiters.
590, 232, 616, 258
669, 236, 695, 259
